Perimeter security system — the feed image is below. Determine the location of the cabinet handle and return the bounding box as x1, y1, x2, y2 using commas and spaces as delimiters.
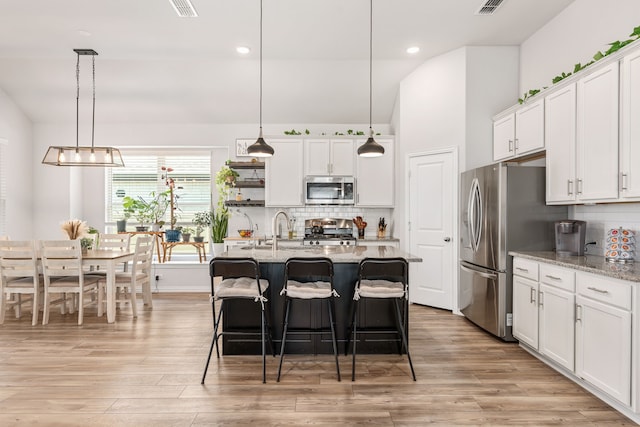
587, 286, 609, 294
575, 304, 582, 322
508, 139, 513, 152
577, 179, 583, 195
515, 267, 529, 273
621, 173, 628, 191
514, 138, 519, 150
545, 275, 562, 281
538, 291, 544, 307
530, 287, 536, 304
567, 180, 573, 196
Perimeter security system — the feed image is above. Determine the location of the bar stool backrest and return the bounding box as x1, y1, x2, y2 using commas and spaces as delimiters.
285, 257, 333, 283
359, 257, 408, 284
210, 257, 263, 295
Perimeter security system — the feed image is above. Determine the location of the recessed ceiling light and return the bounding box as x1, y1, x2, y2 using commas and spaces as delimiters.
406, 46, 420, 54
236, 46, 251, 55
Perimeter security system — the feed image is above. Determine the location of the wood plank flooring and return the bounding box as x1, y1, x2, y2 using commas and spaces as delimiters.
0, 293, 634, 426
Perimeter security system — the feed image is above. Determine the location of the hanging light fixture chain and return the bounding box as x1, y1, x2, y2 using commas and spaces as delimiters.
369, 0, 373, 135
91, 54, 96, 150
76, 52, 80, 151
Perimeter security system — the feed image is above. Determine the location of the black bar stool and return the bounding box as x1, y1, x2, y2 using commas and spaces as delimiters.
277, 257, 341, 382
346, 257, 416, 381
201, 257, 273, 384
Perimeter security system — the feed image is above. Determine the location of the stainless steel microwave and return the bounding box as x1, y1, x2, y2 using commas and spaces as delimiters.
304, 176, 355, 205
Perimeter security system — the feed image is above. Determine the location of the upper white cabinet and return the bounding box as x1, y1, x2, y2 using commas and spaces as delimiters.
265, 139, 304, 207
355, 138, 394, 207
576, 62, 619, 202
545, 83, 577, 204
493, 99, 544, 162
620, 48, 640, 200
304, 139, 354, 176
546, 62, 620, 204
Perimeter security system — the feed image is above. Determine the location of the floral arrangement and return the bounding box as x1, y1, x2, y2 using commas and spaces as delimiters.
61, 219, 89, 240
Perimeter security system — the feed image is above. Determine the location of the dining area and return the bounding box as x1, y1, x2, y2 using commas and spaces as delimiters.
0, 233, 154, 326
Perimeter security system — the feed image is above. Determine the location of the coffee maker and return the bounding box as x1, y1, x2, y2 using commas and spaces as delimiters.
555, 220, 587, 256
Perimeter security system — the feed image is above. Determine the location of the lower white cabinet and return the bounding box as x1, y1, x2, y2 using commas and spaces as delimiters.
575, 272, 632, 406
512, 256, 636, 417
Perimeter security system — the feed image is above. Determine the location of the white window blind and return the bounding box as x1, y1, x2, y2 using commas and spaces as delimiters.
105, 151, 211, 225
0, 139, 6, 236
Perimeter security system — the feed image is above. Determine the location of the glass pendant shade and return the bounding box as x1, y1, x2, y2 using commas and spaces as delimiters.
42, 49, 124, 167
41, 146, 124, 167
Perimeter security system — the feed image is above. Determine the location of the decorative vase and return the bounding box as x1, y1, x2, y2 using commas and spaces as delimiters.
182, 233, 191, 242
212, 242, 225, 256
151, 223, 161, 232
165, 229, 181, 242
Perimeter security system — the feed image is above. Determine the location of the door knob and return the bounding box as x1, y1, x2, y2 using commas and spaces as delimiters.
444, 237, 451, 242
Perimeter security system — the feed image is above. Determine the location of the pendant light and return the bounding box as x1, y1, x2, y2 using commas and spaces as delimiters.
247, 0, 275, 157
357, 0, 385, 158
42, 49, 124, 167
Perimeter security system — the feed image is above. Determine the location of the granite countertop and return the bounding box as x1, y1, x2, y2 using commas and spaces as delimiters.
223, 244, 422, 263
509, 251, 640, 283
357, 237, 400, 242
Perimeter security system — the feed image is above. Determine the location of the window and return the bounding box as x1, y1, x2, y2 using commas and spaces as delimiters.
0, 139, 6, 236
105, 151, 211, 226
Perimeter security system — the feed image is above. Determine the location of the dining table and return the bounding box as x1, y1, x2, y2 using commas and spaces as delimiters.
82, 249, 135, 323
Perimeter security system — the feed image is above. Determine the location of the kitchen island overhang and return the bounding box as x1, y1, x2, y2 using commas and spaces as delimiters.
215, 245, 422, 355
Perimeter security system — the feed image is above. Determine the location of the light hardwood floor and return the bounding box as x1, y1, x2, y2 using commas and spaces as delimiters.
0, 293, 634, 426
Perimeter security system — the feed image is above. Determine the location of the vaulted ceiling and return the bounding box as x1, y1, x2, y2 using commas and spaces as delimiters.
0, 0, 573, 125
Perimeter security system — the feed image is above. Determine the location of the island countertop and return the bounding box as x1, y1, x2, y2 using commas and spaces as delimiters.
222, 244, 422, 263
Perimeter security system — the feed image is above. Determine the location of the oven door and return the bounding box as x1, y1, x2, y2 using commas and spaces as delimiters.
305, 177, 354, 205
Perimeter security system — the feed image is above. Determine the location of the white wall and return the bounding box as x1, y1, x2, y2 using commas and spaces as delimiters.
32, 122, 391, 239
520, 0, 640, 250
520, 0, 640, 97
0, 87, 33, 239
393, 46, 518, 248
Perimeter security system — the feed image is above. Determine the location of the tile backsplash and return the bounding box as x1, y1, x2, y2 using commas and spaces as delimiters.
227, 206, 393, 239
571, 203, 640, 256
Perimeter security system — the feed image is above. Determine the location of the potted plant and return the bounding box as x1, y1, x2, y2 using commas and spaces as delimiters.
119, 196, 138, 232
215, 164, 239, 199
147, 190, 170, 231
193, 211, 211, 243
210, 206, 229, 255
123, 196, 153, 231
181, 227, 194, 242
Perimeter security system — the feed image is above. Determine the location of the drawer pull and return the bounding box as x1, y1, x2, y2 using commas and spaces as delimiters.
587, 286, 609, 294
545, 275, 562, 281
516, 267, 529, 273
530, 287, 536, 304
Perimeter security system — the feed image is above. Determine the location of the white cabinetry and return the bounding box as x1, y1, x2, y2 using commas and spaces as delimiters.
575, 272, 632, 406
265, 139, 304, 207
576, 62, 619, 202
355, 138, 394, 207
620, 48, 640, 200
304, 139, 354, 176
538, 264, 575, 371
545, 84, 577, 204
492, 99, 544, 162
512, 258, 539, 349
512, 258, 576, 372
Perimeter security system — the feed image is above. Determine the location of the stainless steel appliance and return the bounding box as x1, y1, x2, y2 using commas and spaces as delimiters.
304, 176, 355, 205
555, 220, 587, 256
303, 218, 356, 246
459, 163, 567, 341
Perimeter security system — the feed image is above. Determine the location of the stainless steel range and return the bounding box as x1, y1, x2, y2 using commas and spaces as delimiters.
303, 218, 356, 246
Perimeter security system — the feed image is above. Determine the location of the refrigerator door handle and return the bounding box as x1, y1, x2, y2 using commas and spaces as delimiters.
468, 178, 483, 252
460, 263, 497, 280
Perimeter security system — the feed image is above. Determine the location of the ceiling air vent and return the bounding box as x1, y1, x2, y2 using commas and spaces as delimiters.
475, 0, 505, 15
169, 0, 198, 18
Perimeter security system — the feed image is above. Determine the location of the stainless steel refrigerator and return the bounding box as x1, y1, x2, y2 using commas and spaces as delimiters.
459, 163, 567, 341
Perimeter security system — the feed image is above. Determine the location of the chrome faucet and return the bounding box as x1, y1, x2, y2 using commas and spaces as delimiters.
271, 210, 290, 252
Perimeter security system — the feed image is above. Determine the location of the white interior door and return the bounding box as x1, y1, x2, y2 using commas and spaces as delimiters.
408, 149, 456, 310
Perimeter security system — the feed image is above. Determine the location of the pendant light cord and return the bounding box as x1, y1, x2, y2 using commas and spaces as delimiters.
76, 52, 80, 151
92, 55, 96, 150
259, 0, 263, 134
369, 0, 373, 136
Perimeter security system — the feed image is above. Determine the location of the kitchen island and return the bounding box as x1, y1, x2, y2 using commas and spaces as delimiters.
218, 244, 422, 355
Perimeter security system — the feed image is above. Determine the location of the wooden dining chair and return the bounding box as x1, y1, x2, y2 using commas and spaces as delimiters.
40, 240, 101, 325
98, 235, 154, 317
0, 240, 42, 325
